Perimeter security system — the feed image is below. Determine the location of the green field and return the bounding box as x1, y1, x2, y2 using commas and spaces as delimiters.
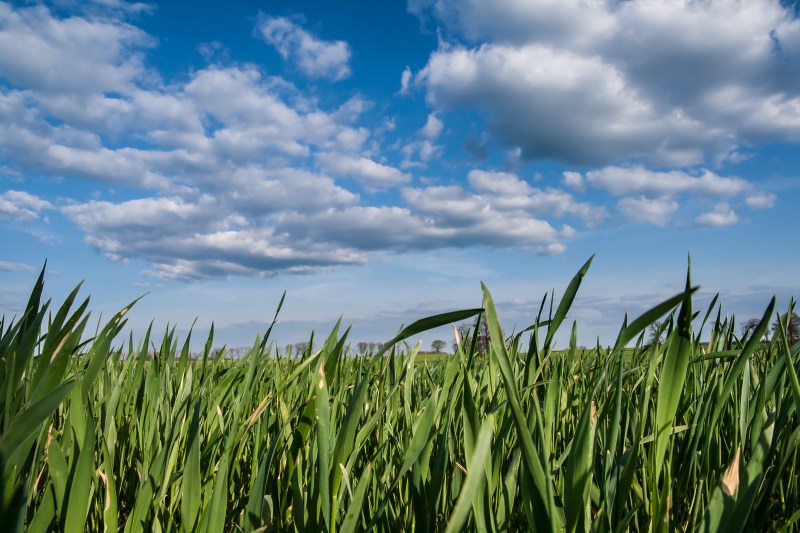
1, 257, 799, 531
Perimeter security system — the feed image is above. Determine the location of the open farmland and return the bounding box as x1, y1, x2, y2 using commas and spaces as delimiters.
1, 258, 799, 532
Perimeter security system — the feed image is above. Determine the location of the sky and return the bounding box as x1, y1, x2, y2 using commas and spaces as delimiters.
1, 0, 799, 352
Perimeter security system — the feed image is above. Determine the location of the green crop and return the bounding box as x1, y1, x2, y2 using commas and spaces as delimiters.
1, 257, 799, 531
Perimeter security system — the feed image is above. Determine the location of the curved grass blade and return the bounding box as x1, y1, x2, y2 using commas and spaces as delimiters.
482, 282, 558, 533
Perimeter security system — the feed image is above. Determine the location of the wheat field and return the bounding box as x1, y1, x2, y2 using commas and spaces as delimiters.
1, 257, 799, 531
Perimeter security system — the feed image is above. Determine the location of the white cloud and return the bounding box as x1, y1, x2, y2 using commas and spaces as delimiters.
562, 171, 584, 192
418, 42, 715, 166
62, 195, 366, 278
316, 152, 411, 187
695, 202, 739, 227
401, 139, 442, 168
0, 1, 783, 281
0, 55, 376, 186
277, 201, 564, 253
746, 193, 776, 209
402, 185, 487, 225
256, 15, 351, 81
414, 0, 800, 166
0, 3, 153, 95
221, 166, 358, 213
0, 260, 33, 272
582, 166, 750, 198
402, 169, 606, 233
0, 190, 52, 222
617, 196, 678, 227
409, 0, 615, 49
465, 169, 608, 226
184, 67, 303, 131
419, 112, 443, 139
399, 66, 412, 95
468, 169, 528, 196
45, 145, 173, 189
538, 242, 566, 256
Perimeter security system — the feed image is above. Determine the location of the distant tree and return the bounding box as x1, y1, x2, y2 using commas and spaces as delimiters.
294, 342, 309, 356
455, 315, 490, 353
773, 312, 800, 346
371, 342, 383, 353
648, 321, 664, 345
357, 342, 369, 354
456, 323, 471, 347
740, 318, 762, 340
431, 339, 446, 353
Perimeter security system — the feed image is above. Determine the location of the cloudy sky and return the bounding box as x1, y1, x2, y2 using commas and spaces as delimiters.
1, 0, 799, 351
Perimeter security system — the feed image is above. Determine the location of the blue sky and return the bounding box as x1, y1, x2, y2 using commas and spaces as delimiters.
1, 0, 799, 351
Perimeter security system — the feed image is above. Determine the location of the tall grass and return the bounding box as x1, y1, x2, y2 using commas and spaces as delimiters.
1, 257, 799, 531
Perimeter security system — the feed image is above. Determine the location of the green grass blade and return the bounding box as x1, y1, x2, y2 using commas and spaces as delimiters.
544, 254, 594, 349
64, 410, 95, 532
564, 400, 598, 533
374, 308, 484, 359
182, 401, 202, 533
1, 379, 75, 470
482, 282, 558, 533
654, 261, 693, 486
339, 464, 372, 533
444, 415, 494, 533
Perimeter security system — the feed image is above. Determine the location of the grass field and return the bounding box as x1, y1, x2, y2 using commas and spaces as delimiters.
1, 257, 799, 531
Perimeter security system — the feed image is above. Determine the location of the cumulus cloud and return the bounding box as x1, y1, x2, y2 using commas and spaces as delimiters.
408, 0, 615, 48
616, 196, 679, 227
45, 145, 173, 189
316, 152, 411, 187
62, 196, 367, 278
59, 165, 594, 278
276, 202, 564, 254
746, 193, 776, 209
419, 112, 443, 140
0, 190, 52, 222
413, 0, 800, 166
0, 2, 153, 94
466, 170, 608, 226
562, 171, 584, 192
401, 139, 442, 168
580, 166, 751, 197
221, 166, 358, 213
561, 166, 767, 228
0, 1, 782, 281
0, 56, 371, 185
695, 202, 739, 227
401, 169, 606, 233
256, 15, 351, 81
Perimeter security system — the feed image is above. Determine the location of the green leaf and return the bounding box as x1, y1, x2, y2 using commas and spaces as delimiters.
1, 379, 75, 470
339, 464, 372, 533
182, 401, 202, 533
315, 359, 332, 531
444, 415, 494, 533
544, 254, 594, 349
375, 308, 484, 358
653, 260, 693, 486
64, 410, 96, 532
564, 400, 598, 533
482, 282, 558, 533
615, 289, 698, 350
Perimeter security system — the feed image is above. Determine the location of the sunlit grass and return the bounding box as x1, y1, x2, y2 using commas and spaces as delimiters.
1, 257, 799, 531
